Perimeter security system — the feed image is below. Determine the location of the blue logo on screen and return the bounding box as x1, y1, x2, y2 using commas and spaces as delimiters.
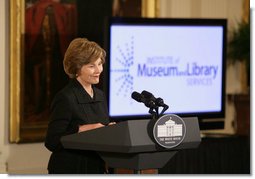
111, 36, 134, 97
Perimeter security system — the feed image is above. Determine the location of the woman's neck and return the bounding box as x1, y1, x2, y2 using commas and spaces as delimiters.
76, 77, 93, 97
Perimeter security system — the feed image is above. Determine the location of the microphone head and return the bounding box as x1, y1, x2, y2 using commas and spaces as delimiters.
131, 91, 142, 102
155, 97, 164, 106
156, 97, 169, 109
145, 100, 157, 108
131, 91, 159, 109
141, 90, 152, 97
141, 90, 153, 99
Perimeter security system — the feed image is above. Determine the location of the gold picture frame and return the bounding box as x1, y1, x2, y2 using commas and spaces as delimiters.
10, 0, 22, 143
10, 0, 45, 143
9, 0, 158, 143
9, 0, 49, 143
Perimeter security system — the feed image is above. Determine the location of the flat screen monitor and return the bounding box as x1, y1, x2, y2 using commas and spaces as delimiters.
104, 17, 227, 130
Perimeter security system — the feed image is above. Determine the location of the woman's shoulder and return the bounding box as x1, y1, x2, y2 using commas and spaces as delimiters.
93, 87, 106, 101
53, 81, 76, 101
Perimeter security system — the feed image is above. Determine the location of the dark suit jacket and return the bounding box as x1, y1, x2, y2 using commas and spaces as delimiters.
45, 79, 110, 174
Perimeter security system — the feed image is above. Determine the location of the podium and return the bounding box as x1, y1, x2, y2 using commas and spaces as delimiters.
61, 117, 201, 172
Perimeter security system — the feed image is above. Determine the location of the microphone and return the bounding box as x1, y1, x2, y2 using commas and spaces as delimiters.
141, 90, 168, 108
131, 91, 157, 109
141, 90, 169, 116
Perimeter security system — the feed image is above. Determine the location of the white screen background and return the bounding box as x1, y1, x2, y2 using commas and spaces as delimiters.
109, 25, 224, 117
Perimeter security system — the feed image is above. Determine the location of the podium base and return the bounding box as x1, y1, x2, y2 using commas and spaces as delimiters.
99, 151, 177, 170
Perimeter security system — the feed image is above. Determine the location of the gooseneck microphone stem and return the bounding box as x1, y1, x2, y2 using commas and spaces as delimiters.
149, 107, 159, 120
159, 105, 169, 116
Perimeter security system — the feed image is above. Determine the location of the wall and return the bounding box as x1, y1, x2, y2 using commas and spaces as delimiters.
0, 0, 245, 174
0, 0, 9, 173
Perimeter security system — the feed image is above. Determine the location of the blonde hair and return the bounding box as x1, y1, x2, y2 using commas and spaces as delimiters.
63, 38, 106, 78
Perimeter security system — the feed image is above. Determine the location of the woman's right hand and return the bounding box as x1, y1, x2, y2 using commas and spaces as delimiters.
78, 123, 105, 133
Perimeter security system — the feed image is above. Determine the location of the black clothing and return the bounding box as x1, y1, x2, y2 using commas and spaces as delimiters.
45, 78, 110, 174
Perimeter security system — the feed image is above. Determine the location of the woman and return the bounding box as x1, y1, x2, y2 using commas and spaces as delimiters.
45, 38, 114, 174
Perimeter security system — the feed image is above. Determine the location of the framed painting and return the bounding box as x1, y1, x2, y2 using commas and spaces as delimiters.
10, 0, 78, 143
9, 0, 158, 143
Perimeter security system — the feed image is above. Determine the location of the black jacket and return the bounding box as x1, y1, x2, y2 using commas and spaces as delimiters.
45, 79, 110, 174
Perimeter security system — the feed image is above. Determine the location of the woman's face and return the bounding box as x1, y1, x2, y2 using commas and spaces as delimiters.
77, 58, 103, 86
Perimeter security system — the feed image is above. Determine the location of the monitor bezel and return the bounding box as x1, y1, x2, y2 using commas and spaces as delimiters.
103, 17, 227, 129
